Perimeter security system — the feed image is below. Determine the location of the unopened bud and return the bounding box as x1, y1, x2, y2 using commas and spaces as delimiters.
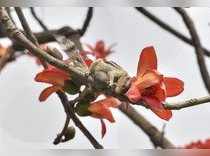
64, 80, 80, 95
75, 101, 91, 116
62, 126, 76, 142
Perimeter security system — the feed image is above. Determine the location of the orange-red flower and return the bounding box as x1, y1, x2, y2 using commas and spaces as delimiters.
126, 46, 184, 120
88, 97, 121, 138
79, 51, 93, 67
183, 138, 210, 149
35, 65, 70, 102
85, 40, 114, 59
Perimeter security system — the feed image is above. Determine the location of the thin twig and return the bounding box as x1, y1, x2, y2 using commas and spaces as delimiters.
30, 7, 48, 31
79, 7, 93, 36
57, 92, 103, 149
53, 115, 70, 145
6, 7, 16, 26
15, 7, 39, 46
135, 7, 210, 57
119, 103, 175, 149
0, 8, 86, 79
164, 96, 210, 110
15, 7, 48, 68
0, 8, 102, 148
175, 8, 210, 93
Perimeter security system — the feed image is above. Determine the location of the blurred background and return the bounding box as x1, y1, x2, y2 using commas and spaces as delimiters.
0, 7, 210, 149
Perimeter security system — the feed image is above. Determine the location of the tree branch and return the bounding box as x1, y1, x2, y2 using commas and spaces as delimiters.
57, 92, 103, 149
15, 7, 39, 46
0, 8, 86, 79
15, 7, 48, 68
0, 7, 103, 149
53, 115, 70, 145
30, 7, 48, 31
135, 7, 210, 57
79, 7, 93, 36
175, 8, 210, 93
119, 103, 175, 149
164, 96, 210, 110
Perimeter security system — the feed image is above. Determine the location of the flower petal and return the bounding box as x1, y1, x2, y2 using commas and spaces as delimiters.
137, 70, 161, 89
137, 46, 157, 76
143, 96, 172, 120
101, 97, 121, 108
164, 77, 184, 97
95, 40, 105, 52
88, 97, 120, 122
151, 108, 172, 121
35, 69, 69, 86
0, 45, 8, 56
79, 51, 93, 67
126, 83, 142, 103
100, 119, 107, 138
143, 96, 163, 109
84, 59, 93, 67
39, 85, 62, 102
154, 82, 166, 102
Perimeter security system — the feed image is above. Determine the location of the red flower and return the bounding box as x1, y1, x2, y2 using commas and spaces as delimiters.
85, 40, 114, 59
79, 51, 93, 67
126, 46, 184, 120
183, 138, 210, 149
88, 97, 121, 138
35, 65, 70, 102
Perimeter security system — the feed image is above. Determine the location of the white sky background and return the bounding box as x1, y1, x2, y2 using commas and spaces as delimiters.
0, 7, 210, 150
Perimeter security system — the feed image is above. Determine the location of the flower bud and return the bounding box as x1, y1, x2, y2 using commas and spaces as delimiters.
62, 126, 76, 142
75, 101, 91, 116
64, 80, 80, 95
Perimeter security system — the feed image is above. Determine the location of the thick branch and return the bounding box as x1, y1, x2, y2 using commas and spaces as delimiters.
164, 96, 210, 110
0, 8, 86, 80
15, 7, 48, 68
175, 8, 210, 93
15, 7, 39, 46
119, 103, 175, 149
135, 7, 210, 57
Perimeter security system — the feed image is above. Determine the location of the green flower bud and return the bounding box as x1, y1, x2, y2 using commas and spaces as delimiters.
63, 126, 76, 142
75, 101, 92, 117
64, 80, 80, 95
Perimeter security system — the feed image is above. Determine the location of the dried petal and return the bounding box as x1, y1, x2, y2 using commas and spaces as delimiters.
100, 119, 107, 138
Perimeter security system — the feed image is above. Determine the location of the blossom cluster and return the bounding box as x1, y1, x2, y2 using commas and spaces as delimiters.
34, 40, 184, 138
